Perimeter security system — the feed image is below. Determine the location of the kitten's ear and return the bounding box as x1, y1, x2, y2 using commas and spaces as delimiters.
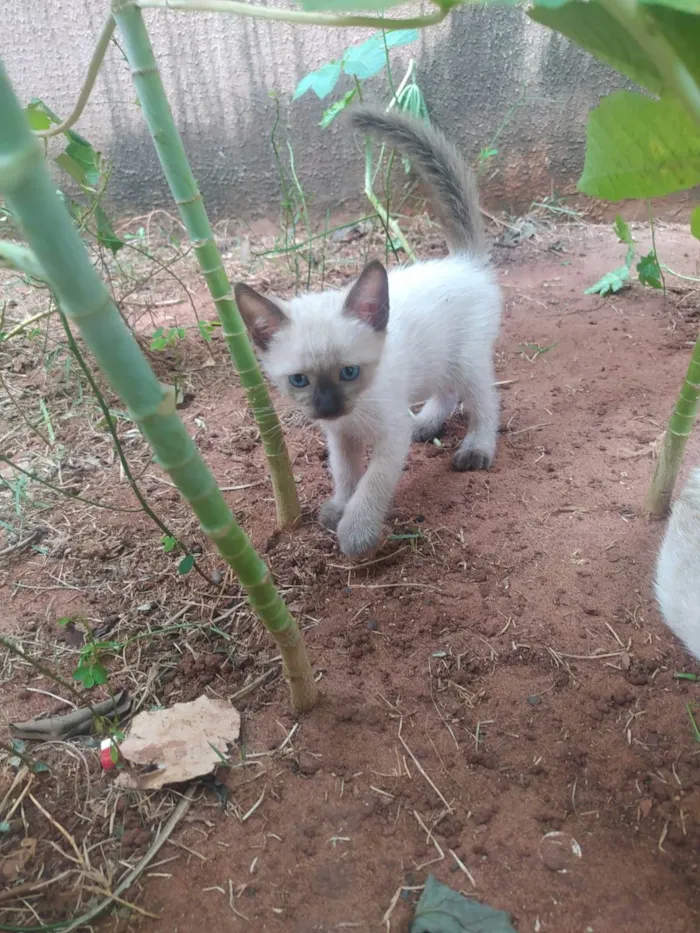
234, 283, 288, 351
343, 260, 389, 332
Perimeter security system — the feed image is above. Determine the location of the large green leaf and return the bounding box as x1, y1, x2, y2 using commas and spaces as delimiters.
343, 29, 419, 80
529, 2, 661, 93
55, 139, 102, 188
411, 876, 517, 933
293, 61, 342, 100
529, 2, 700, 95
578, 91, 700, 200
640, 0, 700, 11
691, 205, 700, 239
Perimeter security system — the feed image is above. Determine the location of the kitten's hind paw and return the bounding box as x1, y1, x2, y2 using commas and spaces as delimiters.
319, 499, 345, 531
452, 445, 493, 472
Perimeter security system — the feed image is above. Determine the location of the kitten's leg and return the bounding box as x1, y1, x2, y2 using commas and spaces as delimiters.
411, 392, 458, 442
453, 359, 499, 471
337, 418, 412, 558
319, 429, 364, 531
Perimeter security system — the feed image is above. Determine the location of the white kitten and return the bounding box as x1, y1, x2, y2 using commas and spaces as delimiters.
234, 107, 502, 558
655, 467, 700, 661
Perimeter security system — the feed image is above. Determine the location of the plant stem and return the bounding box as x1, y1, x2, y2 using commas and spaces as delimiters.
599, 0, 700, 126
35, 15, 117, 139
58, 312, 210, 583
0, 59, 317, 712
647, 331, 700, 518
111, 2, 300, 529
135, 0, 450, 30
0, 738, 42, 770
0, 634, 86, 704
0, 454, 143, 512
363, 139, 414, 262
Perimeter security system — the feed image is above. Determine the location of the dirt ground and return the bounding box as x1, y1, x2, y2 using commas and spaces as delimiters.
1, 213, 700, 933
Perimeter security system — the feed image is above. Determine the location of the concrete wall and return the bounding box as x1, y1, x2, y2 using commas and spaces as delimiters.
2, 1, 626, 219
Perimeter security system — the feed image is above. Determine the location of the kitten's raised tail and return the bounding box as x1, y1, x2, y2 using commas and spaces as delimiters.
349, 106, 485, 256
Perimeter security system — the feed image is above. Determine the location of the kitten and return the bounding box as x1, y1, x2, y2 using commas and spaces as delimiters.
655, 467, 700, 662
234, 106, 502, 558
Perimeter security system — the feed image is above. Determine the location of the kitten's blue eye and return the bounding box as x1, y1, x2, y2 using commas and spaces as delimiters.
288, 373, 310, 388
340, 365, 360, 382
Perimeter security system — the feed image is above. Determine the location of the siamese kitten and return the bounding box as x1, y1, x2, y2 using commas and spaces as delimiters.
655, 468, 700, 661
234, 107, 502, 558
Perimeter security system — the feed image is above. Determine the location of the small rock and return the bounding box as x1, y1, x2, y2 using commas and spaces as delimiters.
539, 832, 582, 872
367, 620, 378, 632
527, 694, 542, 706
297, 752, 321, 776
211, 570, 224, 586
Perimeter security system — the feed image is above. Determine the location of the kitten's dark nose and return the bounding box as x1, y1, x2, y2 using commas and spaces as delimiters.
313, 380, 344, 419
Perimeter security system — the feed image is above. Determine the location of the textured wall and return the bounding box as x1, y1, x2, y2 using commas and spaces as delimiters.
1, 1, 625, 218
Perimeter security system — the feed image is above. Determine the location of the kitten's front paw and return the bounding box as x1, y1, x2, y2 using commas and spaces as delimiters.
412, 422, 444, 444
337, 512, 381, 559
319, 499, 345, 531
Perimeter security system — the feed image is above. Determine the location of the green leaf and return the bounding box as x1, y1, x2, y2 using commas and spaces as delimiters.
95, 205, 124, 255
641, 0, 700, 12
637, 250, 663, 288
613, 213, 633, 247
529, 3, 700, 95
529, 2, 662, 93
411, 875, 517, 933
178, 553, 195, 575
55, 139, 102, 188
32, 761, 49, 774
0, 821, 11, 832
343, 30, 419, 81
691, 205, 700, 239
198, 320, 216, 342
293, 61, 342, 101
584, 265, 631, 296
578, 91, 700, 200
320, 88, 358, 128
57, 616, 71, 627
24, 105, 52, 132
162, 535, 177, 553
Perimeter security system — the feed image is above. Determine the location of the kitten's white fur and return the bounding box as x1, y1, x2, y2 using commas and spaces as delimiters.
655, 467, 700, 662
235, 108, 502, 558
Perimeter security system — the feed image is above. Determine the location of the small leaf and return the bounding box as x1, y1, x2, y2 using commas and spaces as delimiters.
0, 821, 11, 832
613, 214, 633, 247
178, 554, 195, 575
57, 616, 71, 627
578, 92, 700, 200
411, 874, 517, 933
584, 265, 630, 296
32, 761, 49, 774
161, 535, 177, 553
320, 88, 357, 128
637, 251, 663, 289
691, 206, 700, 240
198, 320, 216, 342
293, 60, 342, 101
24, 106, 52, 132
343, 30, 418, 81
95, 205, 124, 255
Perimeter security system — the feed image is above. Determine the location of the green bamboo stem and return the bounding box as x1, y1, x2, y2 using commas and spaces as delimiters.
111, 1, 300, 530
647, 332, 700, 518
0, 59, 317, 712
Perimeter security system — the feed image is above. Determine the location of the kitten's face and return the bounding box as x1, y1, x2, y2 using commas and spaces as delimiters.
234, 261, 389, 422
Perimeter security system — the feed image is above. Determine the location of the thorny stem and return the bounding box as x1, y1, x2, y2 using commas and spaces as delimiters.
0, 634, 87, 704
58, 313, 211, 582
0, 455, 143, 513
0, 738, 43, 770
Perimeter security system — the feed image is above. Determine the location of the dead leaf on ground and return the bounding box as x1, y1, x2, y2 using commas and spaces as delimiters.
116, 695, 241, 790
1, 837, 37, 881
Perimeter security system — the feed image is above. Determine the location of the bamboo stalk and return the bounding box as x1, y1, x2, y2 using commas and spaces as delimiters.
0, 58, 317, 712
111, 1, 300, 530
647, 332, 700, 518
